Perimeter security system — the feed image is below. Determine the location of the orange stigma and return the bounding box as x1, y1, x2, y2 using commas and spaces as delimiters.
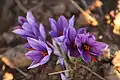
42, 52, 48, 57
91, 56, 97, 62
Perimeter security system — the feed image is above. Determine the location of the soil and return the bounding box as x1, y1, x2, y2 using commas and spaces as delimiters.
0, 0, 120, 80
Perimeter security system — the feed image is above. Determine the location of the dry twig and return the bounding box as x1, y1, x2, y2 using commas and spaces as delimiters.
70, 0, 98, 26
48, 70, 70, 76
48, 63, 106, 80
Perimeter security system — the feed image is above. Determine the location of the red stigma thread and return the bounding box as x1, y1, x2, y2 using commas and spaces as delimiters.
42, 52, 48, 57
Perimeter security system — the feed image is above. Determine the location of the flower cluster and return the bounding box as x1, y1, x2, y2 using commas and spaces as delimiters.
13, 12, 108, 72
13, 12, 51, 69
64, 27, 108, 63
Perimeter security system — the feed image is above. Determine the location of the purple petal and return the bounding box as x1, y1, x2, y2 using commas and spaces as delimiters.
68, 49, 80, 58
90, 51, 101, 56
28, 61, 41, 69
60, 74, 68, 80
86, 35, 96, 46
25, 50, 41, 61
38, 40, 49, 51
60, 43, 67, 54
22, 22, 32, 32
77, 28, 86, 34
53, 49, 62, 57
38, 39, 47, 47
31, 24, 40, 37
12, 29, 33, 37
67, 27, 76, 42
75, 34, 88, 44
27, 37, 46, 51
26, 12, 40, 36
75, 35, 82, 48
26, 50, 43, 69
26, 12, 36, 24
58, 57, 64, 65
69, 15, 75, 27
39, 23, 46, 41
58, 15, 68, 32
64, 38, 71, 50
46, 47, 52, 55
88, 34, 96, 40
18, 16, 27, 25
52, 39, 62, 56
39, 55, 50, 65
26, 47, 52, 69
24, 43, 31, 48
90, 41, 108, 55
49, 31, 59, 37
13, 26, 21, 30
54, 36, 65, 43
49, 18, 57, 32
78, 49, 91, 63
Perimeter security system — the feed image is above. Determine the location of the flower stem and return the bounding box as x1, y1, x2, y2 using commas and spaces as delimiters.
70, 0, 98, 26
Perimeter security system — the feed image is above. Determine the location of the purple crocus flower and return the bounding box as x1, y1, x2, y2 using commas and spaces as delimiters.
13, 12, 46, 41
49, 15, 74, 42
13, 12, 46, 48
75, 33, 108, 63
25, 37, 52, 69
64, 27, 86, 58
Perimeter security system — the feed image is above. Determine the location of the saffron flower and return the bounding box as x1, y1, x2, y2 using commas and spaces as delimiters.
25, 37, 52, 69
75, 33, 108, 63
49, 15, 74, 42
64, 27, 86, 58
13, 12, 46, 48
13, 12, 46, 41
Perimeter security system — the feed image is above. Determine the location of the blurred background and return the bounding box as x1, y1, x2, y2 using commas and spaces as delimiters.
0, 0, 120, 80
